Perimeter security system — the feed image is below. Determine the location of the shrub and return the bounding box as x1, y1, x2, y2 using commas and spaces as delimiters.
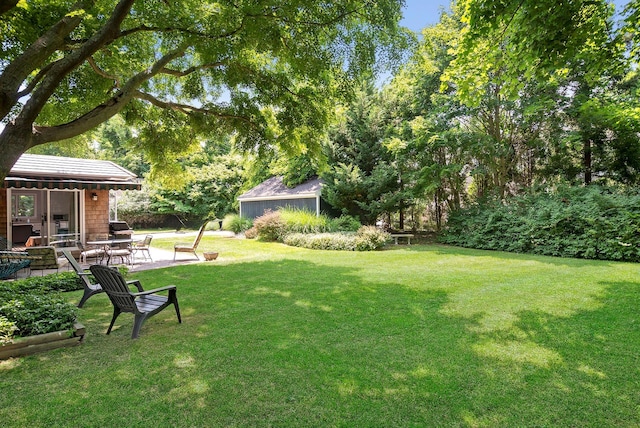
0, 294, 78, 338
223, 214, 253, 234
0, 272, 82, 298
283, 227, 390, 251
440, 185, 640, 262
283, 232, 357, 251
0, 272, 82, 341
329, 215, 362, 232
354, 226, 391, 251
253, 210, 286, 241
244, 226, 258, 239
0, 315, 17, 345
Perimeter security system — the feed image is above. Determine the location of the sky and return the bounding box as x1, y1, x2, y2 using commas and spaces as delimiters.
400, 0, 450, 33
400, 0, 630, 34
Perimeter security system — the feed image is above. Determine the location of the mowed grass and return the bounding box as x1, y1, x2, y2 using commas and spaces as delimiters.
2, 237, 640, 427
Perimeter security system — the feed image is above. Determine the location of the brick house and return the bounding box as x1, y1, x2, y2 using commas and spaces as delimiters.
1, 154, 140, 248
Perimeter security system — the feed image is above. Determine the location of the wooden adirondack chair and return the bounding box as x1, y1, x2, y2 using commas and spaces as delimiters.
62, 249, 103, 308
173, 222, 207, 261
89, 264, 182, 339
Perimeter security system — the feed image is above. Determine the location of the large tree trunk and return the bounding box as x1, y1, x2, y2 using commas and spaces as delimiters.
0, 123, 34, 180
584, 138, 592, 185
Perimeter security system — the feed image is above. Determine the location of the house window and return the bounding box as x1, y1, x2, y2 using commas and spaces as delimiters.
11, 193, 37, 220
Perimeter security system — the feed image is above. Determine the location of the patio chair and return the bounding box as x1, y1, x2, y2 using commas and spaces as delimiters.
132, 235, 153, 261
62, 250, 103, 308
89, 264, 182, 339
106, 243, 132, 265
77, 241, 105, 264
173, 222, 207, 261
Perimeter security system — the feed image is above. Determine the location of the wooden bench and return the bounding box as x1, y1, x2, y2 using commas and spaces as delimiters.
390, 233, 414, 245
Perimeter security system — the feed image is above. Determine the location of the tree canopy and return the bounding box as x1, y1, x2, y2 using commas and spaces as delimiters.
0, 0, 410, 180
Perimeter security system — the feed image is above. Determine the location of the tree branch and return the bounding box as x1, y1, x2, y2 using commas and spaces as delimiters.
0, 0, 91, 119
87, 56, 121, 87
117, 22, 245, 42
33, 46, 187, 144
15, 61, 59, 99
16, 0, 135, 128
132, 90, 258, 128
160, 62, 225, 77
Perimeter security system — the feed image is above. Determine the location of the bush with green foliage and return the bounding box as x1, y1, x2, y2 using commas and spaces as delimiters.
328, 215, 362, 232
283, 226, 390, 251
0, 315, 17, 345
252, 210, 286, 241
440, 185, 640, 261
283, 232, 357, 251
0, 272, 83, 341
354, 225, 391, 251
223, 214, 253, 234
0, 294, 78, 338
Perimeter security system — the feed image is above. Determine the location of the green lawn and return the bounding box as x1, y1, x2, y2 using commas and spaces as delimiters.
2, 237, 639, 427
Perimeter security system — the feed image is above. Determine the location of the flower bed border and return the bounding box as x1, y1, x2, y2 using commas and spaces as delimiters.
0, 323, 85, 360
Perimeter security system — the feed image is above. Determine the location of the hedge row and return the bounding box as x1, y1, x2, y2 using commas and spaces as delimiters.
284, 226, 390, 251
440, 185, 640, 262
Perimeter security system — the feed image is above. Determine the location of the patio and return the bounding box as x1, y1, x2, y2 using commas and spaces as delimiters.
6, 229, 235, 279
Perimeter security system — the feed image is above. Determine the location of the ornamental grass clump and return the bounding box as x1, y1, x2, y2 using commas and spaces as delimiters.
280, 208, 332, 234
223, 213, 253, 234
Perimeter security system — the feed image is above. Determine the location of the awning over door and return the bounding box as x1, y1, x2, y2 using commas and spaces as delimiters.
4, 177, 141, 191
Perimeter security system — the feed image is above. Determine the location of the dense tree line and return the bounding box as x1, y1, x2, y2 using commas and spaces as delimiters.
6, 0, 640, 237
321, 1, 640, 231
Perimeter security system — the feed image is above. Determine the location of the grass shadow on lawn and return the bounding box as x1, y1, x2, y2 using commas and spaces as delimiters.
1, 254, 639, 426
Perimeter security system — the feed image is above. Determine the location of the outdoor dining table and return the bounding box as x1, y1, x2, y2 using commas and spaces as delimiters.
85, 239, 133, 265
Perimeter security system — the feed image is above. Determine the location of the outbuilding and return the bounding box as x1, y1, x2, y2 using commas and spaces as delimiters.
238, 176, 333, 219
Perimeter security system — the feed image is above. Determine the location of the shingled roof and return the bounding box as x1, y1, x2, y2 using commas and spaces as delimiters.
238, 176, 323, 201
4, 154, 140, 190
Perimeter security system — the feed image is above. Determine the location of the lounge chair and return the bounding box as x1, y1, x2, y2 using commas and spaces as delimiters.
89, 264, 182, 339
62, 250, 103, 308
132, 235, 153, 261
173, 223, 207, 261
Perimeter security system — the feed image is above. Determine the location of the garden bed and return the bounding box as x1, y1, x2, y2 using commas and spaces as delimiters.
0, 322, 85, 360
